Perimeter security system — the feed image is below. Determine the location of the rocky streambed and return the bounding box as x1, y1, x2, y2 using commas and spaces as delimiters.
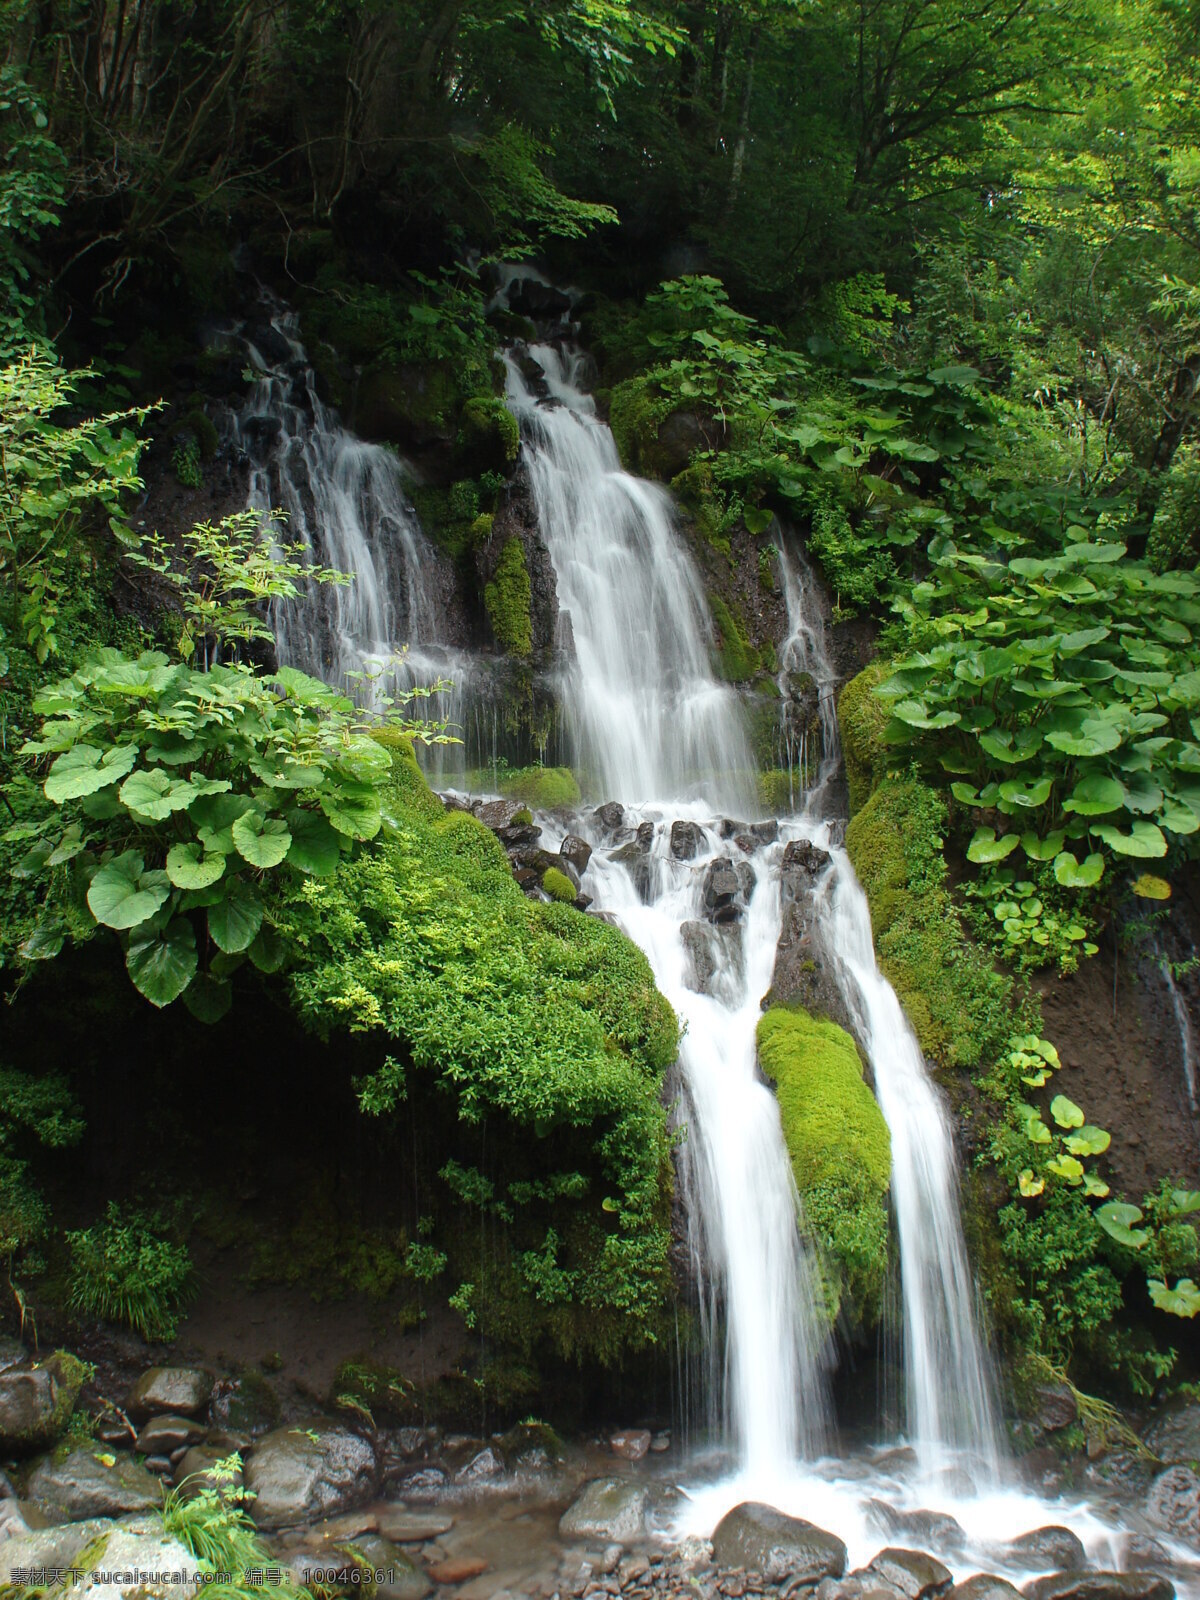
2, 1341, 1199, 1600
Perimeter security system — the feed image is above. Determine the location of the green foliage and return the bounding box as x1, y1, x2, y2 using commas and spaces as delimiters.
457, 395, 519, 473
878, 536, 1200, 897
67, 1202, 192, 1342
757, 1006, 891, 1327
493, 766, 582, 809
162, 1454, 293, 1600
277, 743, 679, 1363
484, 538, 533, 658
0, 1068, 83, 1293
836, 661, 891, 815
0, 349, 148, 663
0, 69, 65, 352
708, 592, 762, 683
845, 773, 1013, 1068
542, 866, 577, 903
8, 645, 449, 1012
458, 124, 620, 255
171, 437, 202, 489
124, 510, 349, 663
963, 865, 1099, 974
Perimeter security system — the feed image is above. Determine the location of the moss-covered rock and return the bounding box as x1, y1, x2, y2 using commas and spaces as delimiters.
542, 866, 578, 903
671, 460, 726, 550
456, 395, 519, 475
836, 660, 890, 816
354, 361, 462, 446
757, 1006, 890, 1327
608, 375, 672, 475
484, 538, 533, 659
708, 592, 762, 682
499, 766, 581, 808
844, 776, 1012, 1070
0, 1350, 86, 1456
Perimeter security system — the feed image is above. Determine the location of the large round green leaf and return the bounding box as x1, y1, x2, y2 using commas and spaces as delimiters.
45, 742, 137, 802
967, 826, 1020, 864
182, 971, 233, 1024
1148, 1278, 1200, 1317
1090, 820, 1167, 858
1062, 775, 1125, 816
1095, 1201, 1149, 1249
126, 919, 198, 1008
1050, 1094, 1084, 1129
87, 852, 170, 930
320, 783, 382, 841
286, 810, 343, 876
1053, 851, 1105, 889
166, 842, 227, 890
1064, 1125, 1111, 1157
207, 881, 264, 954
1045, 721, 1123, 757
119, 767, 197, 820
231, 810, 292, 869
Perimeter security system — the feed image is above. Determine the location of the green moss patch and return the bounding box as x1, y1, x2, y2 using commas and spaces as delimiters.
608, 375, 672, 475
757, 1006, 891, 1327
836, 660, 890, 816
542, 866, 577, 903
708, 592, 762, 682
276, 743, 679, 1363
498, 766, 581, 808
485, 538, 533, 658
845, 775, 1012, 1069
457, 395, 519, 474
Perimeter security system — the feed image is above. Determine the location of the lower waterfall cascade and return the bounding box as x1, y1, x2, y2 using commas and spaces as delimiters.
254, 299, 1198, 1587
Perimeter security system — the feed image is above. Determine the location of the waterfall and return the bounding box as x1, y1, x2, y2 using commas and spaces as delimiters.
775, 547, 1002, 1477
504, 347, 756, 815
504, 346, 832, 1466
230, 302, 476, 764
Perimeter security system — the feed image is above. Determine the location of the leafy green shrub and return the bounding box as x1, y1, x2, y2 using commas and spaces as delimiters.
836, 661, 890, 815
67, 1202, 192, 1341
0, 1068, 83, 1289
162, 1454, 292, 1600
758, 1006, 891, 1326
498, 765, 581, 808
484, 538, 533, 658
276, 743, 679, 1363
542, 866, 577, 903
171, 437, 202, 488
963, 865, 1098, 973
845, 774, 1013, 1068
878, 536, 1200, 894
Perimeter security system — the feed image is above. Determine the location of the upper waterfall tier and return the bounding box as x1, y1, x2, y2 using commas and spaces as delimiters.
505, 344, 757, 813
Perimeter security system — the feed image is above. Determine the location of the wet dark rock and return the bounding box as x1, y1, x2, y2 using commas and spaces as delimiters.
453, 1445, 504, 1484
770, 837, 853, 1031
751, 820, 780, 845
637, 820, 655, 849
127, 1367, 213, 1421
0, 1339, 28, 1375
341, 1533, 431, 1600
374, 1506, 454, 1542
719, 819, 748, 839
608, 838, 656, 901
650, 1431, 671, 1452
681, 920, 718, 994
609, 1429, 651, 1461
507, 278, 573, 321
948, 1580, 1023, 1600
655, 410, 709, 478
246, 321, 294, 366
26, 1444, 160, 1519
670, 820, 705, 860
241, 414, 283, 448
867, 1548, 953, 1599
711, 1501, 847, 1584
702, 858, 746, 923
558, 1478, 648, 1543
393, 1466, 449, 1502
208, 1372, 281, 1438
1000, 1529, 1088, 1573
473, 798, 526, 831
867, 1503, 966, 1553
496, 820, 542, 846
1021, 1576, 1174, 1600
0, 1368, 66, 1457
594, 802, 625, 833
561, 835, 593, 874
243, 1425, 376, 1529
0, 1520, 113, 1588
174, 1444, 239, 1492
1034, 1382, 1079, 1432
1144, 1464, 1200, 1544
1143, 1401, 1200, 1465
134, 1415, 206, 1455
144, 1454, 174, 1475
1118, 1536, 1173, 1572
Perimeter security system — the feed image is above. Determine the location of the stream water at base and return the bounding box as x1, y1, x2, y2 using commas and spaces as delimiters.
255, 304, 1200, 1592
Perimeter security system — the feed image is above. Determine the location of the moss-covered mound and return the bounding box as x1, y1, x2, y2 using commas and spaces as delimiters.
484, 537, 533, 658
276, 744, 678, 1364
498, 765, 582, 808
542, 866, 578, 903
845, 776, 1012, 1070
836, 660, 890, 815
757, 1006, 891, 1328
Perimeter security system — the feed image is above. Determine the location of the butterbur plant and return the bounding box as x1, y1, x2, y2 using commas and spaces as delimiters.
67, 1202, 191, 1342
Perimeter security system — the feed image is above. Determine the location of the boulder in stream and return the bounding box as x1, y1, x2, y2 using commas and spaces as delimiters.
711, 1501, 847, 1583
1143, 1400, 1200, 1465
948, 1580, 1023, 1600
243, 1425, 376, 1529
560, 835, 592, 874
670, 820, 704, 860
558, 1477, 648, 1543
593, 801, 625, 834
1144, 1463, 1200, 1544
1021, 1577, 1175, 1600
0, 1353, 83, 1456
866, 1547, 953, 1599
127, 1367, 213, 1421
998, 1528, 1088, 1573
26, 1444, 161, 1519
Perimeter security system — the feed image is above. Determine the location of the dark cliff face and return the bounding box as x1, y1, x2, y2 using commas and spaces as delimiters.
476, 464, 562, 665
